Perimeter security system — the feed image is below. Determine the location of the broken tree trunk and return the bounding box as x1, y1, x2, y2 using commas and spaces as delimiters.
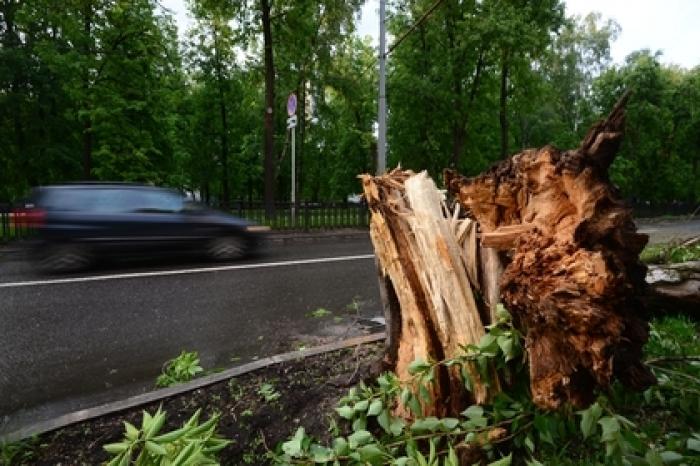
445, 93, 656, 409
361, 170, 495, 417
646, 261, 700, 314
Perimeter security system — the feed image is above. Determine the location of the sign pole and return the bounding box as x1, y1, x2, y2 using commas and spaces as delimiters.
377, 0, 387, 175
291, 124, 295, 225
287, 93, 298, 226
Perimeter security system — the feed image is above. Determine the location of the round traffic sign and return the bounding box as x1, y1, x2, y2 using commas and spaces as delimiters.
287, 93, 297, 116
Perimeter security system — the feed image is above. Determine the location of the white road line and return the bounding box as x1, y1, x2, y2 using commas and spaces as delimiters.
0, 254, 376, 289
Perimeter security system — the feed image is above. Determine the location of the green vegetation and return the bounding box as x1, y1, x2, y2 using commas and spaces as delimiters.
273, 312, 700, 465
155, 351, 204, 388
641, 243, 700, 264
1, 2, 698, 209
102, 407, 230, 466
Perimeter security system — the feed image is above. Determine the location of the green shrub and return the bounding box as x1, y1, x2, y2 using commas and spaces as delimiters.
103, 407, 230, 466
156, 351, 204, 388
272, 309, 700, 465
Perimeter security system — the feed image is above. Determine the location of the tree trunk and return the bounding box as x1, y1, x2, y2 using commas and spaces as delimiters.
445, 92, 656, 410
82, 2, 93, 179
361, 171, 495, 417
499, 49, 509, 159
261, 0, 275, 219
363, 93, 659, 417
646, 260, 700, 314
212, 26, 230, 209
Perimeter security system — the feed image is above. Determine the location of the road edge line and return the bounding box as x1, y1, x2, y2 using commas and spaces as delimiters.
0, 332, 386, 443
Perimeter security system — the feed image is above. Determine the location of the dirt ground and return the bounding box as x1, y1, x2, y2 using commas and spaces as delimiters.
11, 342, 384, 466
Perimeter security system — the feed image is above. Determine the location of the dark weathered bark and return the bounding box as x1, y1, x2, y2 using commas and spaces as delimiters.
261, 0, 276, 218
499, 49, 509, 159
446, 92, 656, 410
81, 1, 93, 179
212, 27, 230, 209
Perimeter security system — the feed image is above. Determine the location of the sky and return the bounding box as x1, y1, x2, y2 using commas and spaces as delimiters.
161, 0, 700, 69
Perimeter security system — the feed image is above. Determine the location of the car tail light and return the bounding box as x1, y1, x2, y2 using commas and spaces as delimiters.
21, 208, 46, 227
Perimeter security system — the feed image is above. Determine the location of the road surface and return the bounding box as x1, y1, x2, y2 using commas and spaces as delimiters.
0, 233, 381, 436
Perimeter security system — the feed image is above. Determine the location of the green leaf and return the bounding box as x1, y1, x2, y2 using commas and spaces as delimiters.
352, 415, 367, 432
145, 440, 167, 456
419, 384, 432, 403
478, 333, 498, 353
152, 426, 189, 443
497, 335, 514, 360
598, 416, 620, 442
368, 399, 383, 416
688, 437, 700, 452
124, 422, 139, 441
410, 417, 441, 433
394, 457, 410, 466
333, 437, 349, 456
354, 399, 369, 413
358, 444, 385, 464
579, 402, 602, 439
310, 444, 334, 463
645, 449, 664, 466
348, 430, 372, 449
335, 405, 354, 420
104, 442, 131, 454
377, 409, 391, 435
441, 417, 459, 430
408, 395, 422, 417
390, 418, 405, 436
659, 451, 684, 464
408, 359, 430, 375
487, 453, 512, 465
282, 427, 306, 458
462, 405, 484, 419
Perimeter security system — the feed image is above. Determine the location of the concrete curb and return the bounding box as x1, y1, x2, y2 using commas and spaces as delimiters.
1, 332, 386, 443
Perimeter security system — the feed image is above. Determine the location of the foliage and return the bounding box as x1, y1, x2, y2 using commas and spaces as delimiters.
102, 406, 230, 466
258, 382, 282, 403
1, 1, 698, 207
272, 310, 700, 465
0, 438, 37, 465
156, 351, 204, 388
640, 242, 700, 264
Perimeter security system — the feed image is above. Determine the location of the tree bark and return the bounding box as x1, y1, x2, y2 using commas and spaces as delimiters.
212, 26, 230, 209
499, 49, 509, 159
363, 93, 660, 417
82, 1, 93, 179
445, 92, 656, 410
361, 171, 495, 417
261, 0, 276, 219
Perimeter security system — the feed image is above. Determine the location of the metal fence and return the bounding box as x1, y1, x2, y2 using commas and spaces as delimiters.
230, 201, 370, 230
0, 201, 369, 242
0, 209, 34, 242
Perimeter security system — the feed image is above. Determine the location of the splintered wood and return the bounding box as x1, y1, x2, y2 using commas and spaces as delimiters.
361, 170, 493, 416
445, 93, 655, 409
362, 93, 657, 414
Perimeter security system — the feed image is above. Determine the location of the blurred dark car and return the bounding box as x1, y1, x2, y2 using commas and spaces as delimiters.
25, 183, 268, 272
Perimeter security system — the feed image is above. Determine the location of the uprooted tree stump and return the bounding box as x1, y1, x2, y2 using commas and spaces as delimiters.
363, 93, 659, 417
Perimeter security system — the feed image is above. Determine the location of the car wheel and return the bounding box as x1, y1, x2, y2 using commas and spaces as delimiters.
207, 236, 246, 261
40, 243, 91, 273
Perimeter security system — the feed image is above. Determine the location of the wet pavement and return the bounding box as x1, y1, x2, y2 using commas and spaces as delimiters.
0, 232, 382, 437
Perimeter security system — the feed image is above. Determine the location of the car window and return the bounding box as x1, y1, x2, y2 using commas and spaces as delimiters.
136, 190, 184, 212
38, 188, 94, 211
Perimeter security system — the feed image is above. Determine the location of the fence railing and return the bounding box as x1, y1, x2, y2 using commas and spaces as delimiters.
230, 201, 369, 230
0, 201, 369, 242
0, 210, 34, 242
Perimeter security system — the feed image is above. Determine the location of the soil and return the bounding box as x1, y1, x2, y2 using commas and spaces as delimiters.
12, 342, 385, 466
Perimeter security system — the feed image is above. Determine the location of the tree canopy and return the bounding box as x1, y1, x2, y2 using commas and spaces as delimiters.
0, 0, 697, 205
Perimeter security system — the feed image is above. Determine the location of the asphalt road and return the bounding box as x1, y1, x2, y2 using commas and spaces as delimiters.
0, 233, 381, 436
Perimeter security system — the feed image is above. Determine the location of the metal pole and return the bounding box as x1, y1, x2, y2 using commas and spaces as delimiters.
291, 125, 296, 226
377, 0, 387, 175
